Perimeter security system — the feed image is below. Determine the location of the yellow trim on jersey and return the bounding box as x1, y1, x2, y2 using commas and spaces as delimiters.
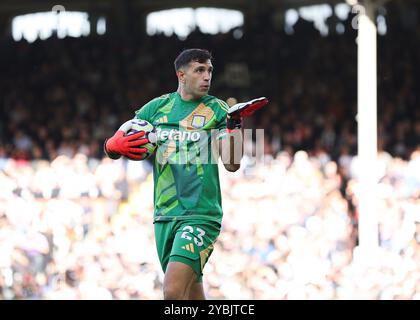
216, 99, 229, 112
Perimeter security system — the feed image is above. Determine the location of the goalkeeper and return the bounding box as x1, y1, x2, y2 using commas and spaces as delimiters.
104, 49, 268, 300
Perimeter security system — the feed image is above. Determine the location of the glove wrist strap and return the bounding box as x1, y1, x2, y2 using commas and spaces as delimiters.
226, 117, 242, 130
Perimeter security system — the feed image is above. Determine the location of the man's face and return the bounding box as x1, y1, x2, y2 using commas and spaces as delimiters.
179, 60, 213, 98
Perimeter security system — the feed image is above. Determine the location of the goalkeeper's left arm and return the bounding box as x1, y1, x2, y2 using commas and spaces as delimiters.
220, 129, 243, 172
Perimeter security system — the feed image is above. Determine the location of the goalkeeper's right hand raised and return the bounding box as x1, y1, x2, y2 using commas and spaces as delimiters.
104, 120, 149, 160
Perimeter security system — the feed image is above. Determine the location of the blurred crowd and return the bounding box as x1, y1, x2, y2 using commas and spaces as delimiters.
0, 2, 419, 162
0, 1, 419, 299
0, 148, 418, 299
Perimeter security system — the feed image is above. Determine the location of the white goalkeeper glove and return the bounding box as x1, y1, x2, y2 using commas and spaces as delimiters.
226, 97, 269, 130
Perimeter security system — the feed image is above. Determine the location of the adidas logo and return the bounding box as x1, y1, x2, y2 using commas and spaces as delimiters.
181, 243, 195, 253
156, 116, 168, 124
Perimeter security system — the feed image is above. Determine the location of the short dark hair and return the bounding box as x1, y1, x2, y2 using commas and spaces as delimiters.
174, 48, 212, 71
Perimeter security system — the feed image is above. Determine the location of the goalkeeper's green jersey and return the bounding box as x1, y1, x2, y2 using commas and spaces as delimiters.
135, 92, 228, 224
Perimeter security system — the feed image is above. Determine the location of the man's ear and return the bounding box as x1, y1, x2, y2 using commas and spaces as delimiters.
177, 69, 186, 84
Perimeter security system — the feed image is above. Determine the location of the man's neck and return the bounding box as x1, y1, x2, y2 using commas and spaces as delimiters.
177, 87, 201, 101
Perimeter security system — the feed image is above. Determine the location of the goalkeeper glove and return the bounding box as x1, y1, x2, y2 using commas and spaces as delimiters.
226, 97, 269, 130
104, 119, 149, 160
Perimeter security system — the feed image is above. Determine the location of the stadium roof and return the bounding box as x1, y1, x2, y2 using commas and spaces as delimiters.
0, 0, 350, 15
